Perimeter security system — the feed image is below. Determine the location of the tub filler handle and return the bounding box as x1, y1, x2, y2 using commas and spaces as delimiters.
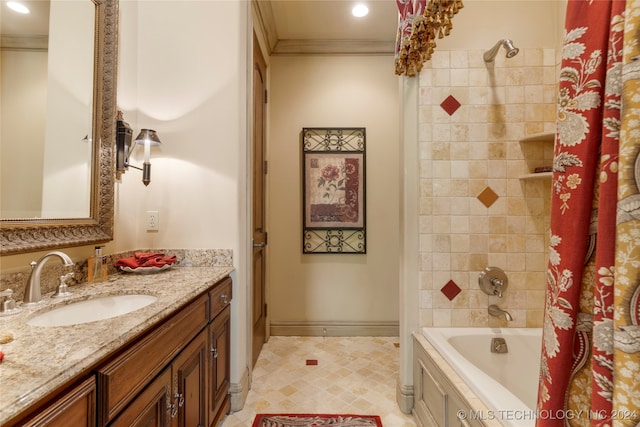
479, 266, 508, 297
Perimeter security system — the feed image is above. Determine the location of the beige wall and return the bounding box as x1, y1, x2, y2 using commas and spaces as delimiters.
41, 1, 94, 218
1, 3, 95, 220
114, 0, 250, 386
437, 0, 565, 50
268, 55, 401, 332
115, 0, 247, 253
1, 50, 46, 218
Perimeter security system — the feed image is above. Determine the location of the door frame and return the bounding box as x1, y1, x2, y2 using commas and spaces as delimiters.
251, 30, 269, 368
248, 28, 270, 374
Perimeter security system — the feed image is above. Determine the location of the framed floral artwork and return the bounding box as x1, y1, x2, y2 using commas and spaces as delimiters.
302, 127, 366, 254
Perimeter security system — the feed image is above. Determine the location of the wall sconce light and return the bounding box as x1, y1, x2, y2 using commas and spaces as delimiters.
116, 111, 162, 186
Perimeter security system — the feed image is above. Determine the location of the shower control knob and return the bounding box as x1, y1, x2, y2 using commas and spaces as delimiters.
478, 266, 508, 298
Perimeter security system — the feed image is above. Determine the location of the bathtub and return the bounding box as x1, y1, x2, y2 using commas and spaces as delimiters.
413, 327, 542, 427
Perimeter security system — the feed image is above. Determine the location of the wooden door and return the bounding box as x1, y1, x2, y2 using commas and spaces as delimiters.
252, 33, 268, 367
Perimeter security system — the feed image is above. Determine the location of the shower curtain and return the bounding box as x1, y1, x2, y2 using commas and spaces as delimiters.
537, 0, 640, 426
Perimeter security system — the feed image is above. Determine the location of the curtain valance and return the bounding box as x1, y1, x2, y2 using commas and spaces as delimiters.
394, 0, 463, 77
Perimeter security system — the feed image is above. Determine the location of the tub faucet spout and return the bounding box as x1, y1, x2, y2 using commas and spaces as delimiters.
488, 304, 513, 321
24, 251, 74, 305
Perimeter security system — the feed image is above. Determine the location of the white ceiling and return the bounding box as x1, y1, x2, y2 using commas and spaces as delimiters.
255, 0, 399, 54
2, 0, 49, 36
2, 0, 399, 54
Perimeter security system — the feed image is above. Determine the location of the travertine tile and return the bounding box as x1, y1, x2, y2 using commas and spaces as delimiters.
417, 48, 555, 330
220, 337, 417, 427
451, 253, 470, 272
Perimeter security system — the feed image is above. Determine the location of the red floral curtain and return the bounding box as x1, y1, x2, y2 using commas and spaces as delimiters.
394, 0, 463, 77
537, 0, 640, 426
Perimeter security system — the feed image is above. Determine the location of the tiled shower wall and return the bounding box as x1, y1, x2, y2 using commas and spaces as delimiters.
417, 48, 558, 328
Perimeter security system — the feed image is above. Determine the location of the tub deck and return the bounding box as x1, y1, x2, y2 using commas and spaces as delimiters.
413, 328, 542, 427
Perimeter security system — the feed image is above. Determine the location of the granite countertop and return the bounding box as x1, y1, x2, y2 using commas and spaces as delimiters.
0, 266, 234, 425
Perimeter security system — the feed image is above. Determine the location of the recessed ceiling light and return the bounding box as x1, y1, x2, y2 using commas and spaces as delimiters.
7, 1, 30, 14
352, 3, 369, 17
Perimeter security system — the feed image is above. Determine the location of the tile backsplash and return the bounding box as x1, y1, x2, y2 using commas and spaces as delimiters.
418, 48, 557, 328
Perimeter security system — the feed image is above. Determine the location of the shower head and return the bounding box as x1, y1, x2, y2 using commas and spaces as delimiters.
502, 39, 519, 58
483, 39, 519, 62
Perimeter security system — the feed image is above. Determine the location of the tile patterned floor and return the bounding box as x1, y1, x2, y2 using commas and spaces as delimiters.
221, 336, 417, 427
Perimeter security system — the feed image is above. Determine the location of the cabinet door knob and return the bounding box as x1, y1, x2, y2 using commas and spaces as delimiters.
167, 401, 176, 418
219, 293, 228, 305
210, 346, 218, 358
174, 392, 184, 408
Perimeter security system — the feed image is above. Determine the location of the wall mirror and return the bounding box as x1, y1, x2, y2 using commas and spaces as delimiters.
0, 0, 117, 255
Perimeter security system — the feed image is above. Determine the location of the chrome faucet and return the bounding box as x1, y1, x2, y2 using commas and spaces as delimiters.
488, 304, 513, 321
23, 251, 74, 305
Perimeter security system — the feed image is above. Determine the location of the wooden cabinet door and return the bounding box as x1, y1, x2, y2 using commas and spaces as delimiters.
111, 330, 208, 427
97, 293, 209, 426
207, 305, 231, 426
109, 368, 171, 427
23, 377, 96, 427
172, 329, 207, 427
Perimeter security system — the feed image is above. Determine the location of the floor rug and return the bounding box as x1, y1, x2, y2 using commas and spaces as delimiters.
252, 414, 383, 427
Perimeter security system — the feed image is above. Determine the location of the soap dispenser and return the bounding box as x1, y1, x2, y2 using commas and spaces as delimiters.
88, 246, 107, 283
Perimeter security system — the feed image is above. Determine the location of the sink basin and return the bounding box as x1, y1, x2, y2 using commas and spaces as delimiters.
27, 294, 157, 327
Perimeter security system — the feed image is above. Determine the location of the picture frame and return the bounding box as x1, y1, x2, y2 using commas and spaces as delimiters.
302, 127, 366, 254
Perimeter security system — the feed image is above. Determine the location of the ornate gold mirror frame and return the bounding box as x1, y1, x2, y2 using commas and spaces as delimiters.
0, 0, 118, 255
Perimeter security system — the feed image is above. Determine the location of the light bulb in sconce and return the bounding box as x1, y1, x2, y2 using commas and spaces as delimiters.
134, 129, 161, 186
115, 112, 162, 186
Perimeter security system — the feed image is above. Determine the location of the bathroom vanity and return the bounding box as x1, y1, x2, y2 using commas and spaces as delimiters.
0, 266, 233, 427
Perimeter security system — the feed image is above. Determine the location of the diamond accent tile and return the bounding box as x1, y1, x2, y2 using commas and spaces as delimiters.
441, 280, 462, 301
440, 95, 461, 116
477, 186, 499, 208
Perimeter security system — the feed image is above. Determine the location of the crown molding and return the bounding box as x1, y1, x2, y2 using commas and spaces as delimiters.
1, 35, 48, 51
253, 0, 395, 55
252, 0, 279, 54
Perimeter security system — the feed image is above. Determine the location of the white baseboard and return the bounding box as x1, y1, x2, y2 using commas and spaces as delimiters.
269, 321, 399, 336
396, 379, 414, 414
229, 366, 249, 412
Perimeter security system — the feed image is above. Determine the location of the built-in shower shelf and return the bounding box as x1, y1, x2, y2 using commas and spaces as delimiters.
519, 132, 555, 181
519, 172, 552, 180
